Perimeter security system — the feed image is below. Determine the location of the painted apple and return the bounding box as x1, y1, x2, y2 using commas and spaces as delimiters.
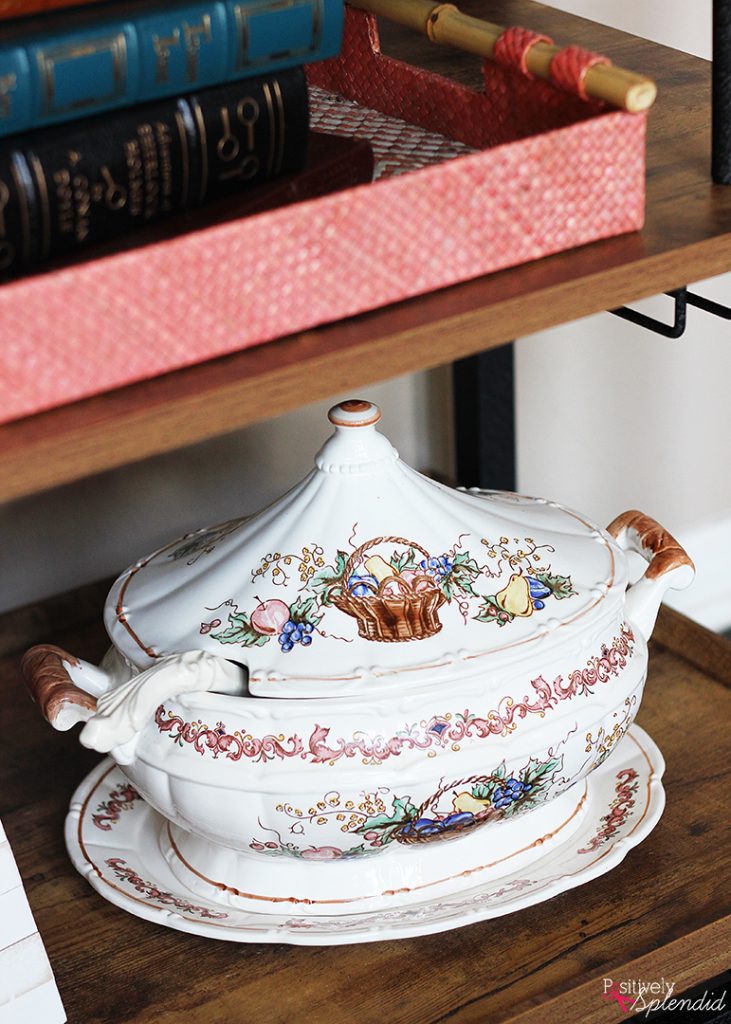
401, 569, 437, 594
300, 846, 343, 861
250, 599, 290, 635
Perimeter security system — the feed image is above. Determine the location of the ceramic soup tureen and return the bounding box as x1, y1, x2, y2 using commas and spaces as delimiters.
23, 400, 694, 931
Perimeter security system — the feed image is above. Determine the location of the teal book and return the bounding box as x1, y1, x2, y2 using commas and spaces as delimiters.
0, 0, 342, 137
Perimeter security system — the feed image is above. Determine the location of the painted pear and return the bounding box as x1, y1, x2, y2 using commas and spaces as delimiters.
364, 554, 398, 583
453, 791, 491, 815
496, 573, 533, 617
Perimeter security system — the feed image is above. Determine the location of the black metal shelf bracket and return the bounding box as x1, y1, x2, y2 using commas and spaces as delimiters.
713, 0, 731, 184
609, 287, 731, 338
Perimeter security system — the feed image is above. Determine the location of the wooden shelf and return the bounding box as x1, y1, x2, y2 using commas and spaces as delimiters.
2, 0, 731, 503
1, 602, 729, 1023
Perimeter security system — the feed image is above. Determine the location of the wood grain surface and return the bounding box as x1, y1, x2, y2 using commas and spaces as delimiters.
1, 0, 730, 502
0, 603, 728, 1024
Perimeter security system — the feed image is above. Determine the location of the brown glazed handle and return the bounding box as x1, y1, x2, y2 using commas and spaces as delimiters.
21, 644, 98, 731
606, 510, 695, 641
607, 510, 695, 580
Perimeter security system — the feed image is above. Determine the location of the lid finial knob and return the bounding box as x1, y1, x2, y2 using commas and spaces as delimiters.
328, 400, 381, 428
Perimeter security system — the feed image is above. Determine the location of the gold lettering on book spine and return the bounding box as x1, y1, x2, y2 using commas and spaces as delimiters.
272, 78, 285, 174
36, 34, 127, 114
53, 168, 74, 235
155, 122, 174, 212
216, 107, 240, 162
183, 15, 212, 81
262, 83, 275, 177
0, 179, 15, 269
190, 98, 208, 203
233, 5, 250, 68
10, 158, 29, 264
153, 29, 180, 83
124, 139, 143, 217
29, 153, 51, 259
174, 110, 191, 208
233, 0, 323, 68
0, 73, 17, 119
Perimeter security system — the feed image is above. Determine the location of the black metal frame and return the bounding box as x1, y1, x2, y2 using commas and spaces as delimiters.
713, 0, 731, 183
453, 0, 731, 489
453, 346, 515, 491
610, 287, 731, 338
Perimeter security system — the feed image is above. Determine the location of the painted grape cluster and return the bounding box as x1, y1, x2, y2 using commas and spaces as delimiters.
419, 554, 454, 580
279, 619, 315, 653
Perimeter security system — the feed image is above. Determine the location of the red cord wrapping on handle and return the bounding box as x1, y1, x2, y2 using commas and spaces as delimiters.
550, 45, 612, 101
493, 26, 554, 78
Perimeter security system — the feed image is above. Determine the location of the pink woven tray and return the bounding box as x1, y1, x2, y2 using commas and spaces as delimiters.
0, 7, 646, 425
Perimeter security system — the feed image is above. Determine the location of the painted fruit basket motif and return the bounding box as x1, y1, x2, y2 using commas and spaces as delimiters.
0, 5, 648, 423
331, 536, 447, 641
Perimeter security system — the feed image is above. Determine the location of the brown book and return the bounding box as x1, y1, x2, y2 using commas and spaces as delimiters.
0, 0, 121, 19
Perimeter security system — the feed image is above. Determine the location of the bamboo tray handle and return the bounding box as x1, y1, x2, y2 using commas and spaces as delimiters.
349, 0, 657, 112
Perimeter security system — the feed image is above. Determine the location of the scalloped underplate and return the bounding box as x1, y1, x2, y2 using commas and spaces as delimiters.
65, 725, 664, 945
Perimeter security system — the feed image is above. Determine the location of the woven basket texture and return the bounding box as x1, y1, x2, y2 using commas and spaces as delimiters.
332, 588, 445, 642
0, 7, 646, 424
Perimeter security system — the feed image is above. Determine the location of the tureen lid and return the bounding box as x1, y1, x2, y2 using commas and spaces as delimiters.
105, 400, 629, 696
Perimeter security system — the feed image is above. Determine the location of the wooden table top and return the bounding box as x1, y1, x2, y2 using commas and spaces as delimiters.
1, 601, 729, 1024
1, 0, 730, 503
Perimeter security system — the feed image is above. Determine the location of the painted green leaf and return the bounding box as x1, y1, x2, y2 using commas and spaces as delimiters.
211, 611, 270, 648
356, 794, 417, 837
471, 783, 494, 801
525, 756, 562, 781
391, 547, 418, 573
290, 594, 314, 620
535, 572, 577, 600
475, 596, 514, 626
448, 554, 480, 598
450, 569, 478, 598
309, 550, 349, 605
391, 795, 418, 819
452, 552, 480, 573
501, 794, 537, 818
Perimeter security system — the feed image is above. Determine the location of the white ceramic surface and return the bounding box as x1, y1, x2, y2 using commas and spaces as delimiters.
65, 725, 665, 945
25, 400, 692, 915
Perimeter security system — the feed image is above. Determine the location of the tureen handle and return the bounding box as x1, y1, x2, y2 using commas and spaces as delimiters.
22, 645, 102, 731
607, 510, 695, 642
23, 645, 246, 757
77, 651, 245, 757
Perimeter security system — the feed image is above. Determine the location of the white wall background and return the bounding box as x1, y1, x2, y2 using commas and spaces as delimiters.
1, 0, 729, 630
517, 0, 731, 630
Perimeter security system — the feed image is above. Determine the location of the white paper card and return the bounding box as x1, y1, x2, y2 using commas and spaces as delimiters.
0, 889, 36, 950
0, 845, 21, 899
0, 821, 65, 1023
0, 978, 66, 1024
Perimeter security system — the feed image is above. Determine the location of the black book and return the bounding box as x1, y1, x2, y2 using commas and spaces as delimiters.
0, 66, 308, 277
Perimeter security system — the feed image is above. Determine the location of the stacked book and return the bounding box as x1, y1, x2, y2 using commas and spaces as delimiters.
0, 0, 374, 278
